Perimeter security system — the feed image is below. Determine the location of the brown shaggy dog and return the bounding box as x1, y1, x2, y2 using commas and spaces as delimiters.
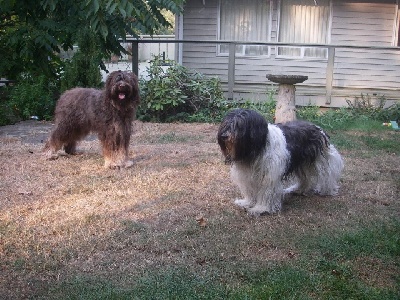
44, 70, 140, 168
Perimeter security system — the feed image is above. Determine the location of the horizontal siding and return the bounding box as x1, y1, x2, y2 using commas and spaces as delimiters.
331, 1, 396, 46
182, 0, 223, 78
181, 0, 400, 106
235, 58, 328, 86
333, 40, 400, 88
181, 44, 217, 55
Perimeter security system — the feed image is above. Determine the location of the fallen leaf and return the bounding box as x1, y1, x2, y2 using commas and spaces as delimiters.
196, 216, 207, 227
288, 251, 295, 258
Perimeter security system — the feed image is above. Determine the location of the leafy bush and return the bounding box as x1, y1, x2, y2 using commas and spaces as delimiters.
8, 74, 59, 121
184, 98, 277, 124
297, 106, 355, 130
298, 94, 399, 130
377, 102, 400, 123
60, 30, 102, 91
138, 56, 277, 123
346, 93, 399, 122
138, 56, 226, 122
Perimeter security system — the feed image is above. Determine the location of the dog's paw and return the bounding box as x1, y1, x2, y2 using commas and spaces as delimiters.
122, 160, 134, 168
314, 188, 339, 196
234, 199, 252, 208
248, 202, 282, 216
43, 150, 59, 160
105, 159, 134, 169
248, 205, 269, 216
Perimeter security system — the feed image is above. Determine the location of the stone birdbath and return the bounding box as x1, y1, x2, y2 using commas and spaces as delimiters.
266, 74, 308, 123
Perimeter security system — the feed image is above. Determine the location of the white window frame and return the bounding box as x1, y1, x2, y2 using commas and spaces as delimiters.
276, 0, 332, 60
217, 0, 273, 57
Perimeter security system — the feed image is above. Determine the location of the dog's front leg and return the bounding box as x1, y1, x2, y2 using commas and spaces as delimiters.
231, 164, 256, 209
248, 190, 283, 215
247, 175, 284, 215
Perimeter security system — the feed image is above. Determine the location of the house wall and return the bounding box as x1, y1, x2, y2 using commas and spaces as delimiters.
332, 1, 399, 89
137, 35, 176, 62
179, 0, 400, 107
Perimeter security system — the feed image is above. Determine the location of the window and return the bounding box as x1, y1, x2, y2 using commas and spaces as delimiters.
219, 0, 271, 56
278, 0, 331, 58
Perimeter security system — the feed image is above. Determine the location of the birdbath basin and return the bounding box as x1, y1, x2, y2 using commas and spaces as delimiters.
266, 74, 308, 85
266, 74, 308, 123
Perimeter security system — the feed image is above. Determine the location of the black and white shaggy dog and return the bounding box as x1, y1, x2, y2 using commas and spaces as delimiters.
217, 108, 344, 215
43, 70, 140, 168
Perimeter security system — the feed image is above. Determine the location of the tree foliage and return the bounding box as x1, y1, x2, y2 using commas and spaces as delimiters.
0, 0, 184, 79
60, 29, 103, 91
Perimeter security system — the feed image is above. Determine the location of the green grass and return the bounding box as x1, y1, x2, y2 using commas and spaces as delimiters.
45, 219, 400, 300
329, 130, 400, 154
325, 119, 400, 155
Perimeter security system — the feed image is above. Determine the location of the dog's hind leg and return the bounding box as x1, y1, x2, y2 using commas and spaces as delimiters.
64, 141, 78, 155
313, 145, 344, 195
288, 167, 318, 196
44, 121, 87, 159
43, 134, 64, 160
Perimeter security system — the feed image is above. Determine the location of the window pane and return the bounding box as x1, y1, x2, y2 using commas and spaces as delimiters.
236, 45, 244, 55
278, 46, 301, 57
220, 0, 270, 56
304, 47, 327, 58
279, 0, 330, 58
245, 45, 269, 56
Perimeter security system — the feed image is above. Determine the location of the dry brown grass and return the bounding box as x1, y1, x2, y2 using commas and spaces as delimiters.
0, 120, 399, 298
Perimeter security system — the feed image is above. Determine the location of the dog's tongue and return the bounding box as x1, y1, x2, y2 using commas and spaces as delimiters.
118, 93, 126, 100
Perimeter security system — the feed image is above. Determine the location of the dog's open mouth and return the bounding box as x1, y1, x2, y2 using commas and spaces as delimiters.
118, 93, 126, 100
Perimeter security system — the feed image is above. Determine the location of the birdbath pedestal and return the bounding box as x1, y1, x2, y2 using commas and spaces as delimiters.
266, 74, 308, 124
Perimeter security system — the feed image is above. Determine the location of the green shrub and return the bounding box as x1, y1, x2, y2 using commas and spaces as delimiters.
60, 30, 102, 91
374, 102, 400, 123
346, 93, 399, 122
297, 106, 355, 130
138, 57, 278, 123
138, 56, 226, 122
8, 74, 59, 121
298, 94, 399, 130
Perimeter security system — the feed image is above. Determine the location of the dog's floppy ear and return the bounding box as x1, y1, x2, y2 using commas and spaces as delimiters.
105, 71, 119, 86
127, 71, 138, 82
217, 120, 233, 147
219, 130, 231, 139
105, 71, 124, 99
129, 72, 140, 105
